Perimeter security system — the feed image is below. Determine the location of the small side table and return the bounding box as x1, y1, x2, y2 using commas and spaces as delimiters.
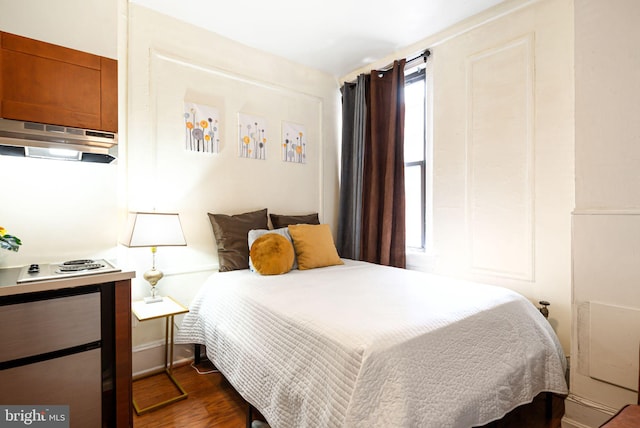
132, 296, 189, 415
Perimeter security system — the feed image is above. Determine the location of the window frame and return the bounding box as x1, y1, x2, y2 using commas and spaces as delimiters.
404, 67, 427, 250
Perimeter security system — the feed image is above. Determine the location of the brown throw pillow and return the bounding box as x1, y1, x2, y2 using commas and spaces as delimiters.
208, 208, 268, 272
250, 234, 295, 275
287, 224, 344, 270
270, 212, 320, 229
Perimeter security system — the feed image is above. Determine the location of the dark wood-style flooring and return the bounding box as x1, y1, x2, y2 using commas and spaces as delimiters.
133, 361, 564, 428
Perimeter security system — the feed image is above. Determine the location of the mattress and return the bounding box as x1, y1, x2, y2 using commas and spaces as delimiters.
176, 259, 567, 427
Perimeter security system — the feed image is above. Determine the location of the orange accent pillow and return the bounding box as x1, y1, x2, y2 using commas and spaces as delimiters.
250, 233, 295, 275
287, 224, 344, 270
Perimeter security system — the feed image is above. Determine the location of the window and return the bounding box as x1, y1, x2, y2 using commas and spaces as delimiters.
404, 68, 427, 250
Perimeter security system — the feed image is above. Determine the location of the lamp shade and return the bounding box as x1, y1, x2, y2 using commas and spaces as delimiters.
121, 212, 187, 247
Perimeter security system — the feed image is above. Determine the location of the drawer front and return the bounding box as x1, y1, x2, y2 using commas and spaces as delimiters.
0, 292, 101, 363
0, 348, 102, 427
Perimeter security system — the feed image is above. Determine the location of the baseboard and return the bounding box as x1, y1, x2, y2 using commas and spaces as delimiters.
562, 394, 617, 428
132, 340, 195, 378
561, 417, 596, 428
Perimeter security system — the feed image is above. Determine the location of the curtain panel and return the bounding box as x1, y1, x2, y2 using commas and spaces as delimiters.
338, 60, 407, 268
337, 74, 368, 260
361, 60, 406, 268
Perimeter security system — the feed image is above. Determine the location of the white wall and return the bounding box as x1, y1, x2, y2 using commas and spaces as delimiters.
0, 0, 117, 59
0, 0, 121, 268
344, 0, 574, 353
125, 5, 340, 367
430, 0, 574, 354
566, 1, 640, 426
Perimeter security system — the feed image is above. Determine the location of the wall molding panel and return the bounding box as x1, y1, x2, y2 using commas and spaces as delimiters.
464, 34, 535, 281
143, 48, 325, 216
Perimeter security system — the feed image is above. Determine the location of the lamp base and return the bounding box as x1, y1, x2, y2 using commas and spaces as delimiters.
144, 295, 164, 304
143, 265, 164, 304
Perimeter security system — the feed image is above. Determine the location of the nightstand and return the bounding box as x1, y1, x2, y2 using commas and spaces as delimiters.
131, 296, 189, 414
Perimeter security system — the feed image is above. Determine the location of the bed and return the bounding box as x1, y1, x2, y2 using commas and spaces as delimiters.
176, 258, 568, 428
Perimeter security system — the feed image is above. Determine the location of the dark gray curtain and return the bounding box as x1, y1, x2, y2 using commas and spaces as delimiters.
337, 74, 368, 259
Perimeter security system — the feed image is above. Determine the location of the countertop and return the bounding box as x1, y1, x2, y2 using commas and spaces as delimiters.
0, 266, 136, 297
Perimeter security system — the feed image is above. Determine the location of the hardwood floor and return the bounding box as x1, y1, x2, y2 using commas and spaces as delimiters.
133, 361, 246, 428
133, 361, 564, 428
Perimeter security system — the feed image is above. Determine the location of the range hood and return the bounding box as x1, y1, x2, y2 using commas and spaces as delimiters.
0, 118, 117, 163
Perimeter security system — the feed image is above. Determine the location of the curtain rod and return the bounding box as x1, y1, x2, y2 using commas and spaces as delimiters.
380, 49, 431, 72
343, 49, 431, 85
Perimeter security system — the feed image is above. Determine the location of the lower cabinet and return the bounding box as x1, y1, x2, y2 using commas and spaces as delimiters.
0, 279, 132, 427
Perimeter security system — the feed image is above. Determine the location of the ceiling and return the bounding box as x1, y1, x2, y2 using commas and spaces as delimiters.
131, 0, 507, 77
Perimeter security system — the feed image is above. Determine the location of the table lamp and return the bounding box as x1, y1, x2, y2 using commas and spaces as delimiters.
122, 212, 187, 303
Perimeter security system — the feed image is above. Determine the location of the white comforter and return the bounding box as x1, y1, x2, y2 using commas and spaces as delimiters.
176, 259, 567, 428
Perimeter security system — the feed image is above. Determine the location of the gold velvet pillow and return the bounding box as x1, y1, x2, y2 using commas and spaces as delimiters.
250, 233, 295, 275
287, 224, 344, 270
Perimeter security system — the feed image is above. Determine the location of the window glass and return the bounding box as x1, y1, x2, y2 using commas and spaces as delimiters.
405, 165, 423, 248
404, 78, 425, 163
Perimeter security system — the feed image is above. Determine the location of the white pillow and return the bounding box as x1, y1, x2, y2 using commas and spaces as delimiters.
248, 227, 298, 271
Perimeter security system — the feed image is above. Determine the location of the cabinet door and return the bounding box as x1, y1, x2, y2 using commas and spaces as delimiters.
0, 291, 101, 363
0, 348, 102, 427
0, 31, 117, 132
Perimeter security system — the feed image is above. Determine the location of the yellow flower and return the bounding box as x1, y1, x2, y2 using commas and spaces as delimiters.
243, 136, 251, 145
0, 227, 21, 252
299, 132, 303, 137
262, 138, 267, 143
295, 146, 303, 154
186, 122, 194, 129
200, 120, 208, 128
205, 135, 211, 141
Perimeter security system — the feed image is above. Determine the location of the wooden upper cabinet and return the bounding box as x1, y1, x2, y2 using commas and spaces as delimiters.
0, 32, 117, 132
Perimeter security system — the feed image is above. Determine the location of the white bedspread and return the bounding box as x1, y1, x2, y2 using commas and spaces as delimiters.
176, 259, 567, 428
